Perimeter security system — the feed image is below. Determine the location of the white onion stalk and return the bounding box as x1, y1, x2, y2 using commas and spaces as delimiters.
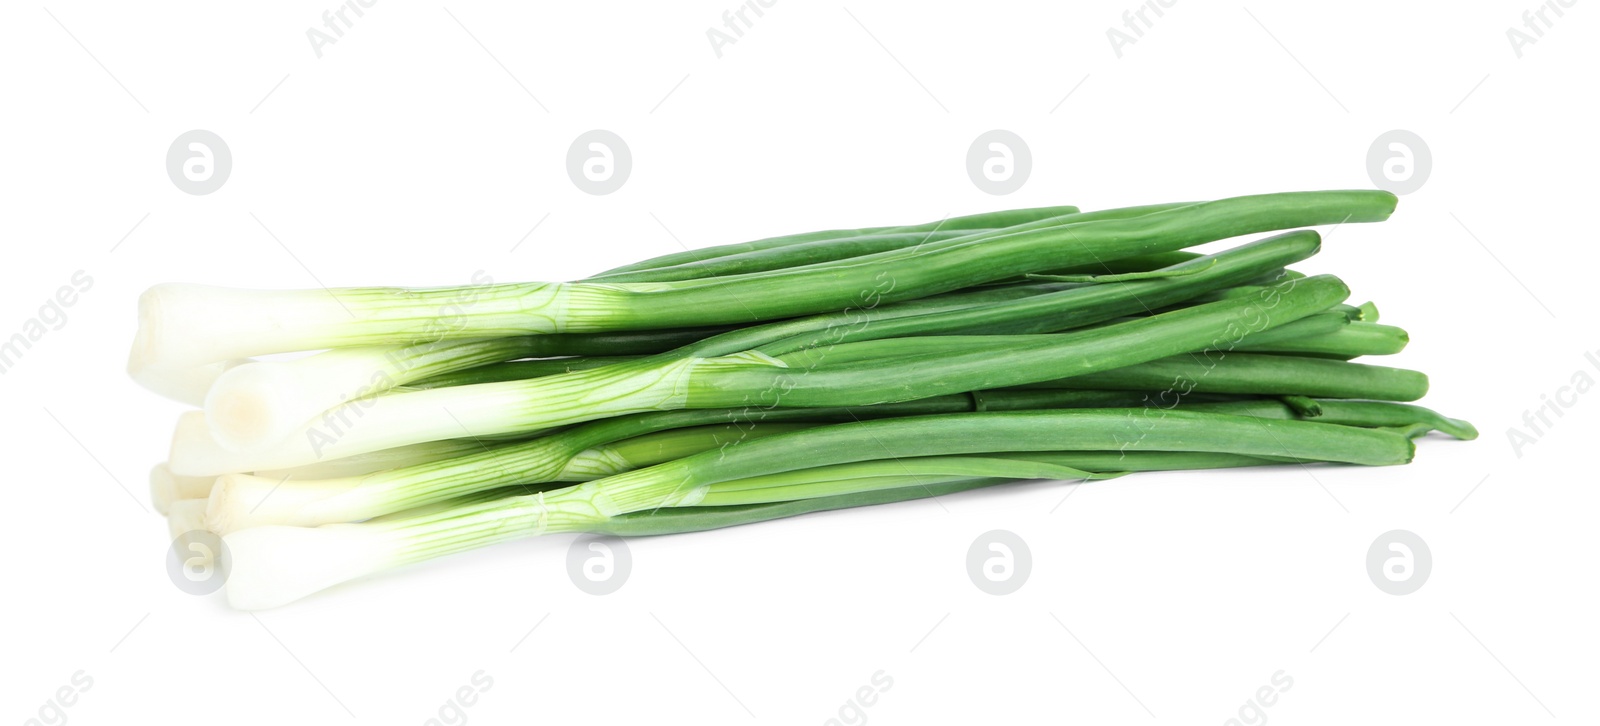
168, 409, 552, 478
208, 462, 509, 535
207, 473, 369, 534
169, 352, 783, 476
128, 281, 635, 372
204, 337, 540, 451
206, 440, 566, 535
130, 359, 249, 406
149, 464, 216, 515
223, 467, 711, 610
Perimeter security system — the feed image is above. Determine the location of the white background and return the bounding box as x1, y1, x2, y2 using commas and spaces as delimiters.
2, 1, 1595, 724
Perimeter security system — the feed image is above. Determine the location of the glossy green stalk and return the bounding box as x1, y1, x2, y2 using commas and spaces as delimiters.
592, 204, 1085, 276
593, 203, 1216, 284
1015, 352, 1429, 402
1235, 322, 1410, 358
1183, 399, 1477, 440
588, 230, 999, 283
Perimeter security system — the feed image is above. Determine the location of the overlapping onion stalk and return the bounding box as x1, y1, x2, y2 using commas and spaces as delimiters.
128, 190, 1475, 610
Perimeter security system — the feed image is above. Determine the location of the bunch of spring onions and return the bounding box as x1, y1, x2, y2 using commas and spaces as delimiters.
133, 190, 1475, 610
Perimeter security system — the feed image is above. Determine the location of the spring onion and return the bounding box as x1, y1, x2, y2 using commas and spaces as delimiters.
122, 189, 1476, 611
